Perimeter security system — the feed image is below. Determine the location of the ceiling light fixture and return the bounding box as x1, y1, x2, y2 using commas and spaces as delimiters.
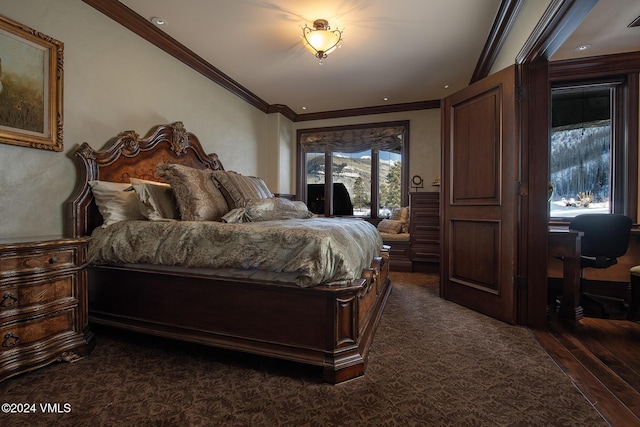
301, 19, 343, 64
150, 17, 167, 27
575, 43, 591, 52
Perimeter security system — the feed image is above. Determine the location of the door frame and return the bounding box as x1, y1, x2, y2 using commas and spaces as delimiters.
514, 0, 598, 327
464, 0, 598, 326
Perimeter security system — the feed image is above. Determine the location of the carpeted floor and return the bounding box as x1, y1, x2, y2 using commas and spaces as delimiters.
1, 272, 606, 426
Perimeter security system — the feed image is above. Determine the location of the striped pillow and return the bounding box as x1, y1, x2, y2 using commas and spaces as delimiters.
212, 171, 273, 209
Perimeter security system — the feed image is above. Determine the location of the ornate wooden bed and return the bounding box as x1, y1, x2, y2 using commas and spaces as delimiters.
64, 122, 391, 383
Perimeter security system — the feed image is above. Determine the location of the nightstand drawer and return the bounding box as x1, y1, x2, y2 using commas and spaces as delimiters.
0, 274, 74, 316
0, 248, 75, 277
0, 310, 74, 353
0, 236, 93, 382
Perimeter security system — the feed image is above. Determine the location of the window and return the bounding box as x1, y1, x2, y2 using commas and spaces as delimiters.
297, 122, 409, 218
549, 86, 612, 218
549, 79, 635, 221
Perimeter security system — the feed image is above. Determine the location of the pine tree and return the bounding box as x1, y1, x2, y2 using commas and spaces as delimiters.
352, 176, 369, 209
384, 161, 402, 208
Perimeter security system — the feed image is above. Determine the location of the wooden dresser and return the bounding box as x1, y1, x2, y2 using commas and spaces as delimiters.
409, 192, 440, 272
0, 236, 95, 382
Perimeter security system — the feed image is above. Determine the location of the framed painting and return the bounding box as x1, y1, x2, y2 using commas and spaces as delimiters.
0, 14, 63, 151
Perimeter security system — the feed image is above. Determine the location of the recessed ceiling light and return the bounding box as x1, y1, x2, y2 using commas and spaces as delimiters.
150, 17, 167, 27
444, 84, 450, 89
383, 97, 389, 101
575, 43, 591, 52
302, 106, 307, 110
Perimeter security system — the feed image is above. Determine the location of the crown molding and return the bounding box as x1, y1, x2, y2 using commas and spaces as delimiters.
470, 0, 525, 84
266, 104, 298, 121
294, 100, 441, 122
516, 0, 598, 64
82, 0, 270, 113
83, 0, 441, 121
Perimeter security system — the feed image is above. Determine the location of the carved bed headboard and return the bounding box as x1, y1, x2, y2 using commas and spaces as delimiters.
64, 121, 224, 237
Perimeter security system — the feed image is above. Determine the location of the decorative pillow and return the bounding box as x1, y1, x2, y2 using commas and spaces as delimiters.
391, 207, 410, 233
129, 178, 179, 221
212, 171, 273, 209
391, 207, 409, 222
377, 219, 404, 234
89, 180, 144, 227
157, 164, 229, 221
222, 197, 313, 223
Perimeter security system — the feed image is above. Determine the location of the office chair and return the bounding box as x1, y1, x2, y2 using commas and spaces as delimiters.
569, 213, 633, 318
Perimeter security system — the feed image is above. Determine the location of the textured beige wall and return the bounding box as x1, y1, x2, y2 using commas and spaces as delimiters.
0, 0, 269, 238
293, 109, 442, 197
0, 1, 439, 238
490, 0, 552, 74
263, 113, 295, 195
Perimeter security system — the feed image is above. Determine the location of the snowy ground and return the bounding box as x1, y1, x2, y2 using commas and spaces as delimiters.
549, 200, 609, 218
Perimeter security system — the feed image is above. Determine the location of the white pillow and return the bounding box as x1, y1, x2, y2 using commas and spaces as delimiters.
129, 178, 179, 221
89, 180, 144, 227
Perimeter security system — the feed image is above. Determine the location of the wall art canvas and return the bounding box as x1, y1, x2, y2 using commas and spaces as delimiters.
0, 14, 63, 151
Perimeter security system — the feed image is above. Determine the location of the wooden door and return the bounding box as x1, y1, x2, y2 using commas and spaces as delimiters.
441, 65, 519, 324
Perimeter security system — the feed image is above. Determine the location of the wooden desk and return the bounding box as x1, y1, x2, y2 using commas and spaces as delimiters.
548, 228, 584, 320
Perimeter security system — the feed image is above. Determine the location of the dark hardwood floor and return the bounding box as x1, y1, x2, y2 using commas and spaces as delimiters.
534, 310, 640, 427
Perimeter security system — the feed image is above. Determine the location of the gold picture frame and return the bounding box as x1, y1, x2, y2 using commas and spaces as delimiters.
0, 14, 63, 151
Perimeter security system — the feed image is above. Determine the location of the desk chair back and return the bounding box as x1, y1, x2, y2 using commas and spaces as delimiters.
569, 213, 633, 268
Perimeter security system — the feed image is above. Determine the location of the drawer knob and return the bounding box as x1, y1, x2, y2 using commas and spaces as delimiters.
2, 332, 19, 348
1, 292, 18, 308
49, 256, 59, 264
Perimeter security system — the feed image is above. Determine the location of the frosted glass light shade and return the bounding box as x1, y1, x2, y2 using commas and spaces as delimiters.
302, 19, 342, 60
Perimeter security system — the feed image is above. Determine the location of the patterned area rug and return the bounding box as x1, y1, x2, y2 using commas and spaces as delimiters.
1, 272, 606, 426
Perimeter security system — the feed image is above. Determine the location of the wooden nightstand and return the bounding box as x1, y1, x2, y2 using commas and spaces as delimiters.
0, 236, 95, 382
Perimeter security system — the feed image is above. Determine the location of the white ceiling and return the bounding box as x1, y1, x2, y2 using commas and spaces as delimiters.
118, 0, 640, 115
551, 0, 640, 61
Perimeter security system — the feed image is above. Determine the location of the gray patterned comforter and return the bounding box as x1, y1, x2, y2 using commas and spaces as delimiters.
88, 217, 383, 287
